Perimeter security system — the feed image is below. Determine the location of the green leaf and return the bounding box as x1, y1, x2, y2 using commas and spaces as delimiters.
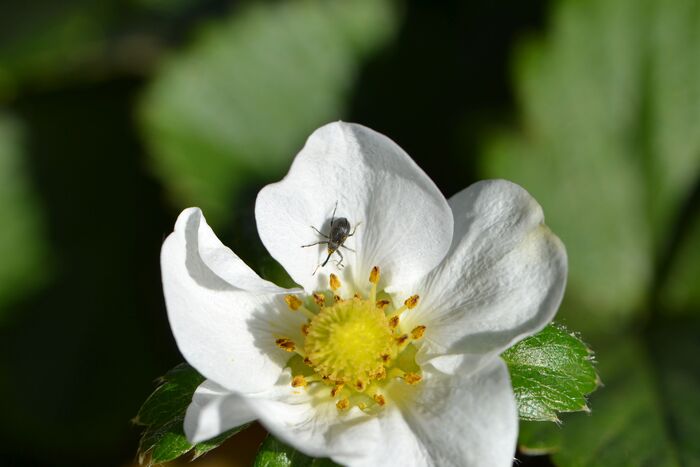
0, 112, 48, 319
140, 0, 399, 225
519, 323, 700, 466
135, 363, 249, 465
253, 434, 339, 467
481, 0, 700, 331
502, 324, 599, 422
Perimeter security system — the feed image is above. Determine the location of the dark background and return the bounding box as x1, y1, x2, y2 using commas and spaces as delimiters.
0, 0, 698, 466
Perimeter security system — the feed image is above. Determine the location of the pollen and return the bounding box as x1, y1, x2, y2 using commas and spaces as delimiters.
304, 298, 394, 384
373, 394, 386, 406
277, 265, 426, 412
369, 266, 380, 284
276, 338, 295, 352
292, 375, 308, 388
410, 325, 426, 340
284, 295, 302, 310
336, 398, 350, 411
404, 372, 422, 385
329, 274, 341, 291
404, 295, 420, 309
312, 292, 325, 306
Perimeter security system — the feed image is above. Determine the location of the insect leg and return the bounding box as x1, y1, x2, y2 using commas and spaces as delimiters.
348, 221, 362, 236
334, 249, 345, 269
310, 226, 330, 238
340, 244, 355, 253
301, 241, 328, 248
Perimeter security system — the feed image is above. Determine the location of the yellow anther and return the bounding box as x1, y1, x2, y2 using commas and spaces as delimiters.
301, 323, 310, 336
388, 315, 399, 329
353, 293, 361, 299
331, 383, 345, 398
285, 295, 316, 320
369, 266, 380, 284
404, 295, 420, 309
358, 402, 368, 410
329, 274, 341, 291
334, 295, 341, 303
381, 353, 391, 363
376, 299, 390, 310
369, 366, 386, 380
303, 357, 313, 366
291, 375, 308, 388
355, 379, 367, 392
312, 292, 325, 306
336, 398, 350, 411
395, 334, 409, 346
410, 325, 426, 340
275, 338, 295, 352
284, 295, 302, 310
403, 372, 422, 385
373, 394, 386, 406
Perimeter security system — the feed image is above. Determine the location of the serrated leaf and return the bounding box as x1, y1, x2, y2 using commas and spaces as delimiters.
253, 435, 339, 467
0, 112, 48, 319
140, 0, 399, 225
481, 0, 700, 331
518, 323, 700, 466
503, 324, 599, 422
135, 363, 248, 466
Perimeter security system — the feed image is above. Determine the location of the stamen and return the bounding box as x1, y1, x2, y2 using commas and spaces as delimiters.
403, 372, 422, 385
355, 379, 367, 392
276, 338, 296, 352
404, 294, 420, 309
284, 295, 302, 310
312, 292, 325, 306
376, 299, 390, 310
284, 294, 316, 320
291, 375, 308, 388
410, 325, 426, 340
331, 383, 344, 397
301, 323, 310, 336
336, 397, 350, 411
369, 266, 380, 302
395, 334, 409, 346
388, 315, 399, 329
373, 394, 386, 406
329, 273, 341, 291
387, 294, 420, 320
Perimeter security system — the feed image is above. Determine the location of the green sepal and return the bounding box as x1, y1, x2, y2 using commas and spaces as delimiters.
134, 363, 249, 465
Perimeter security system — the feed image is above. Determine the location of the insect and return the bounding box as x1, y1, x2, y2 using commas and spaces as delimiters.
302, 202, 360, 274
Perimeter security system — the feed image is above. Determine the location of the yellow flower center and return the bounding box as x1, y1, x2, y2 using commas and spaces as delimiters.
305, 297, 394, 387
277, 267, 426, 412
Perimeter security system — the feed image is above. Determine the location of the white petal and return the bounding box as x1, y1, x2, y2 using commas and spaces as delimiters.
184, 380, 257, 443
404, 180, 567, 373
256, 122, 453, 294
243, 371, 428, 466
161, 208, 307, 393
389, 358, 518, 467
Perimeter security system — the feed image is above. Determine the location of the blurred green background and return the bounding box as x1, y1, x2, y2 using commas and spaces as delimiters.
0, 0, 698, 466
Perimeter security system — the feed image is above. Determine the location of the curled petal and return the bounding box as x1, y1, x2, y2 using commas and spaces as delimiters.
405, 180, 567, 374
162, 208, 306, 393
256, 122, 453, 294
184, 380, 257, 443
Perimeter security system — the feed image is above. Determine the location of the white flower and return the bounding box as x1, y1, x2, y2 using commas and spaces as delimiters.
161, 122, 567, 467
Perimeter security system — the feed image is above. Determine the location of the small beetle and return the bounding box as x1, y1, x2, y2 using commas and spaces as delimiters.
302, 202, 359, 273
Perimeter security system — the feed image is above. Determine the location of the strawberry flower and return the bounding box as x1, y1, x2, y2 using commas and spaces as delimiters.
161, 122, 567, 466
